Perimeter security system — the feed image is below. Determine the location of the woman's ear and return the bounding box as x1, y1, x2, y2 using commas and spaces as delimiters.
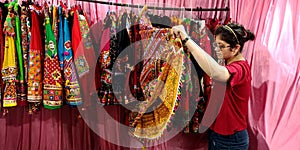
232, 44, 241, 55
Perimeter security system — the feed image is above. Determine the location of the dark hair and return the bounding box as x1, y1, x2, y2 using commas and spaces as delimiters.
215, 23, 255, 52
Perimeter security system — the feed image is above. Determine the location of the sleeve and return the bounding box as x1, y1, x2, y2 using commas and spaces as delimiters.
225, 62, 245, 87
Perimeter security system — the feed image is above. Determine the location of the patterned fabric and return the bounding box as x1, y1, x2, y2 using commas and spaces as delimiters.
72, 10, 90, 77
131, 32, 184, 139
43, 15, 63, 109
62, 12, 82, 105
57, 6, 64, 70
96, 13, 118, 105
27, 10, 43, 102
20, 4, 29, 100
139, 29, 169, 94
2, 5, 17, 107
72, 9, 97, 107
14, 3, 26, 105
108, 13, 118, 66
96, 28, 113, 105
51, 6, 58, 42
178, 20, 217, 133
128, 16, 144, 101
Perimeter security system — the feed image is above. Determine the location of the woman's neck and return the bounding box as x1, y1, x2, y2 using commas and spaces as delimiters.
226, 53, 245, 65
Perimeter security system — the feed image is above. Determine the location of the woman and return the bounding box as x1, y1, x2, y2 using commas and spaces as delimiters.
172, 23, 255, 150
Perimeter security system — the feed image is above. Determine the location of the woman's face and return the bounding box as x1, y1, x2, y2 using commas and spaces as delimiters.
215, 35, 235, 61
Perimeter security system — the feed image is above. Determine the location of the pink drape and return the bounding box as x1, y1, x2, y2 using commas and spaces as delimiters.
1, 0, 299, 149
229, 0, 300, 149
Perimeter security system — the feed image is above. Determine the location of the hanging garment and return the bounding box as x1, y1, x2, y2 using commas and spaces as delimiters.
128, 15, 144, 102
72, 8, 96, 107
57, 6, 64, 71
2, 4, 18, 107
43, 13, 63, 109
62, 10, 82, 105
52, 6, 59, 42
130, 31, 185, 139
96, 27, 113, 105
113, 12, 131, 102
186, 20, 214, 133
72, 9, 90, 77
96, 13, 118, 105
128, 13, 155, 103
14, 3, 26, 105
20, 3, 29, 102
0, 7, 3, 102
27, 9, 43, 102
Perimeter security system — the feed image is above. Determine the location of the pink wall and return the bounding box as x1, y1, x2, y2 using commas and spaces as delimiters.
230, 0, 300, 149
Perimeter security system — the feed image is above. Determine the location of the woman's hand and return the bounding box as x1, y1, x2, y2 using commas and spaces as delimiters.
172, 25, 188, 40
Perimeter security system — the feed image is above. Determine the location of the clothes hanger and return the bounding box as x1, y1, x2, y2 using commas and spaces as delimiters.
200, 7, 203, 20
213, 7, 218, 20
223, 7, 231, 24
190, 6, 193, 20
107, 1, 111, 15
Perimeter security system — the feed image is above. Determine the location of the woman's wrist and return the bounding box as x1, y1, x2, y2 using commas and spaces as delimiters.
182, 36, 190, 45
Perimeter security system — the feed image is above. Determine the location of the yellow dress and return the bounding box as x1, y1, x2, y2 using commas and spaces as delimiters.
2, 8, 17, 107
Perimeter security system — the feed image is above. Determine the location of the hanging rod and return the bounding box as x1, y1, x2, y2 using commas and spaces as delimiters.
76, 0, 229, 11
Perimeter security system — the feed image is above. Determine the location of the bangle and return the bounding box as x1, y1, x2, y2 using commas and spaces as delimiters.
182, 36, 190, 45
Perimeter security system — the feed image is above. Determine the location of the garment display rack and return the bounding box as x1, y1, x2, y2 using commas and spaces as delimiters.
76, 0, 229, 12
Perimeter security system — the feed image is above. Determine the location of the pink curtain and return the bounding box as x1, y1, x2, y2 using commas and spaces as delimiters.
230, 0, 300, 149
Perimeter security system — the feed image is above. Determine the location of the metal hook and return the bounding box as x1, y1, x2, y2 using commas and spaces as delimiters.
108, 1, 111, 13
191, 7, 193, 19
214, 7, 218, 19
200, 7, 203, 20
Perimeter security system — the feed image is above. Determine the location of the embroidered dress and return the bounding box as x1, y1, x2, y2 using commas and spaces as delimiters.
131, 33, 185, 139
2, 4, 17, 107
96, 13, 118, 105
20, 4, 29, 101
62, 11, 82, 105
72, 9, 96, 107
43, 14, 63, 109
14, 3, 26, 105
27, 9, 43, 102
96, 27, 113, 105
